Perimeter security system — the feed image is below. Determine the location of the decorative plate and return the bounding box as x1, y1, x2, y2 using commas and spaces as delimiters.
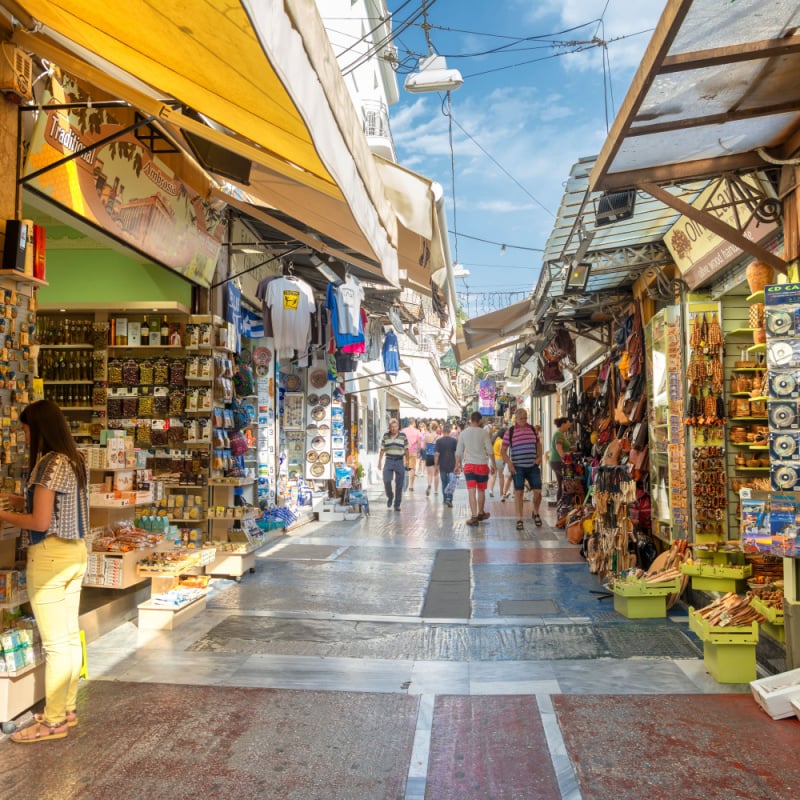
311, 405, 326, 421
317, 423, 330, 435
306, 450, 319, 463
306, 423, 319, 434
237, 349, 252, 365
307, 393, 319, 406
309, 369, 328, 389
310, 462, 325, 477
318, 394, 331, 407
253, 346, 272, 367
317, 451, 331, 465
255, 364, 269, 377
311, 435, 326, 451
284, 374, 302, 391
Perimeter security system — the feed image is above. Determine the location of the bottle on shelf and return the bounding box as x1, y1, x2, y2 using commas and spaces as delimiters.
149, 317, 161, 346
160, 315, 170, 346
141, 317, 150, 344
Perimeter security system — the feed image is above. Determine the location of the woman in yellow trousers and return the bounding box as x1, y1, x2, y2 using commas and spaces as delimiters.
0, 400, 89, 743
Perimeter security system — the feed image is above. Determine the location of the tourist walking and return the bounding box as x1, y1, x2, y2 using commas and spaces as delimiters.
455, 411, 495, 526
422, 421, 440, 497
434, 422, 458, 507
377, 418, 409, 511
0, 400, 90, 743
401, 417, 422, 492
501, 408, 543, 531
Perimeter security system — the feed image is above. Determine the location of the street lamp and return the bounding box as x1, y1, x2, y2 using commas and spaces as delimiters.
404, 52, 463, 94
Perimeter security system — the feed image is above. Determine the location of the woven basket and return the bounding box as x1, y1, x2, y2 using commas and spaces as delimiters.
749, 302, 765, 329
753, 328, 767, 345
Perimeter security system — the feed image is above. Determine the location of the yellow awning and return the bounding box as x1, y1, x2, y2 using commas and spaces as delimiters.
10, 0, 398, 282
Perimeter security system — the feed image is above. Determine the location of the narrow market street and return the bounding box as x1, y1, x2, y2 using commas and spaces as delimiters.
3, 483, 799, 800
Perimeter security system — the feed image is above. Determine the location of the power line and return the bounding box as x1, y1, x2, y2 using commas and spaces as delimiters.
447, 114, 556, 217
449, 231, 544, 252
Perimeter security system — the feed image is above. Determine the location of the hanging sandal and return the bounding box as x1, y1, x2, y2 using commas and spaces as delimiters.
35, 710, 77, 728
516, 520, 524, 530
10, 719, 69, 743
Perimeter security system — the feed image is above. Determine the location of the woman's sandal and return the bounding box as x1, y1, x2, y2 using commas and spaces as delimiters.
533, 514, 543, 527
35, 710, 77, 728
10, 719, 69, 743
516, 520, 524, 530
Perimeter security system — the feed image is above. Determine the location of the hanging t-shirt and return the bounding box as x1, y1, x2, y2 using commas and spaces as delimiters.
255, 275, 279, 337
382, 330, 400, 376
265, 276, 315, 359
335, 275, 364, 335
326, 283, 364, 349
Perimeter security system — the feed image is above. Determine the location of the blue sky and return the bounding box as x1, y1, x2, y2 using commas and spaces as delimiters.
386, 0, 666, 318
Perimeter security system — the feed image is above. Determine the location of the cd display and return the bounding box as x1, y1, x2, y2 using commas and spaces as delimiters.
770, 403, 797, 428
766, 309, 793, 336
774, 434, 797, 457
771, 372, 797, 397
774, 466, 799, 489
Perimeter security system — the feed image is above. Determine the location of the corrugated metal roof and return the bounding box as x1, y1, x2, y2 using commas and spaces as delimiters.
591, 0, 800, 192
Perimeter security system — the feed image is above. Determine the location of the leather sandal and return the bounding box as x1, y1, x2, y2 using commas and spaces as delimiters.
10, 719, 69, 743
466, 516, 480, 526
516, 520, 524, 530
533, 513, 542, 526
35, 710, 77, 728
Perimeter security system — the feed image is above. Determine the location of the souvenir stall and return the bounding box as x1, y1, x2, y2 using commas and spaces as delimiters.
577, 302, 654, 574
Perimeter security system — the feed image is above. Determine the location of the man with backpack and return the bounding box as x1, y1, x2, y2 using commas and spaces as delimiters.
501, 408, 543, 531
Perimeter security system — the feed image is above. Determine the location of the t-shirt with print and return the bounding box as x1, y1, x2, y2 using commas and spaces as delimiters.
334, 275, 364, 336
265, 276, 315, 358
503, 424, 539, 468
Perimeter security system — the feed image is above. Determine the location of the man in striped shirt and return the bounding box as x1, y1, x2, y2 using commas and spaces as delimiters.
501, 408, 543, 531
378, 418, 409, 511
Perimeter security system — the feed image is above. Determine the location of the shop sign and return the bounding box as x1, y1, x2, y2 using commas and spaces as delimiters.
478, 379, 496, 416
23, 76, 224, 287
664, 175, 778, 290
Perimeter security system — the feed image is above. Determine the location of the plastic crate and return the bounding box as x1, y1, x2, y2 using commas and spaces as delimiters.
681, 563, 752, 592
751, 667, 800, 719
612, 577, 680, 619
689, 607, 759, 684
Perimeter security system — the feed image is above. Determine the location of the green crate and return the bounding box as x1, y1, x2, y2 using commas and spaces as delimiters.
702, 640, 757, 683
762, 620, 786, 643
694, 532, 726, 545
692, 575, 748, 592
682, 563, 752, 593
613, 592, 668, 618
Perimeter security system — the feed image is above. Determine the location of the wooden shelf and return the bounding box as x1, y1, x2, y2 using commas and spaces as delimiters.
0, 269, 48, 287
725, 328, 757, 337
107, 344, 184, 351
43, 379, 94, 384
60, 405, 105, 411
732, 367, 764, 373
39, 343, 94, 349
737, 466, 770, 471
730, 416, 768, 421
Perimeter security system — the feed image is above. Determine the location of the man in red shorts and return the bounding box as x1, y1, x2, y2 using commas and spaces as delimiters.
455, 411, 495, 526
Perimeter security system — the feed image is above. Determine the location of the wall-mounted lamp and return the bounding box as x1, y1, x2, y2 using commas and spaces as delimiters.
310, 254, 341, 283
595, 189, 636, 226
564, 262, 591, 294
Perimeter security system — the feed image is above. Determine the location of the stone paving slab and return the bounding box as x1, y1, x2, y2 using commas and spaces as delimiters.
554, 693, 800, 800
425, 695, 561, 800
5, 681, 419, 800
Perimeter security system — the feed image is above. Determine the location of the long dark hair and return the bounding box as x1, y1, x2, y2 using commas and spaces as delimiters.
20, 400, 87, 489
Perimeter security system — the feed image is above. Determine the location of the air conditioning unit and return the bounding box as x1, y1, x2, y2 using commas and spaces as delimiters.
0, 44, 33, 101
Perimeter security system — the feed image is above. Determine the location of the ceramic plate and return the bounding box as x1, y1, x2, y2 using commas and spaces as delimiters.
318, 394, 331, 407
317, 451, 331, 464
307, 393, 319, 406
306, 423, 318, 434
317, 423, 330, 435
306, 450, 319, 463
311, 405, 326, 421
310, 462, 325, 477
253, 346, 272, 366
311, 435, 326, 451
285, 374, 302, 391
309, 369, 328, 389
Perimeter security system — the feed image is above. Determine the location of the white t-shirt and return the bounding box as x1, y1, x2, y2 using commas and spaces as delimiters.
265, 276, 315, 358
335, 276, 364, 335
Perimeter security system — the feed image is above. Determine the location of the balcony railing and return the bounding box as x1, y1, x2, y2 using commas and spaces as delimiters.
362, 99, 395, 160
